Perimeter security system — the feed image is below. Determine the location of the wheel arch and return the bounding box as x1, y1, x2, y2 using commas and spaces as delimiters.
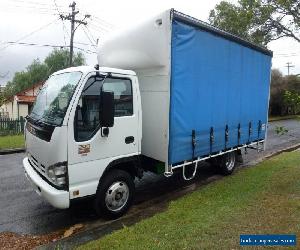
100, 155, 143, 182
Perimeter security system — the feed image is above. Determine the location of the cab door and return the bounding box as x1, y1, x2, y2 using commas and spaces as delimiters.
67, 73, 140, 198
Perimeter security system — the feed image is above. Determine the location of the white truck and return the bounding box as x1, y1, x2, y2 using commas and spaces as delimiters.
23, 9, 272, 218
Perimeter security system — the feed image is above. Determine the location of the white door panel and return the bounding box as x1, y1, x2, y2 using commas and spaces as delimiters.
69, 115, 138, 164
67, 73, 139, 196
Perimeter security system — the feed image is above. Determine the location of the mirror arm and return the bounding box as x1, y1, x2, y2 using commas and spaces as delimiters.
100, 127, 109, 137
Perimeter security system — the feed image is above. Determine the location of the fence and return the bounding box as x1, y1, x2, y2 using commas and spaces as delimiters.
0, 118, 25, 136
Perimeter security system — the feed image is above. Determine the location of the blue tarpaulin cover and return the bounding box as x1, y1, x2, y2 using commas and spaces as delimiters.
168, 19, 272, 165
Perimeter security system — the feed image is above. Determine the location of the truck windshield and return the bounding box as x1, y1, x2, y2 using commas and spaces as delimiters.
30, 71, 82, 126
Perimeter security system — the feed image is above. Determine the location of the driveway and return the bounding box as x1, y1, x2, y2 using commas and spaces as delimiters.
0, 119, 299, 235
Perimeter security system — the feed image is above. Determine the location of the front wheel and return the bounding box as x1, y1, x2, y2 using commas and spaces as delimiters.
94, 169, 135, 219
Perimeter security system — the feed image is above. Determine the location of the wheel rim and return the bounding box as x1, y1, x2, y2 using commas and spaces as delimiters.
105, 181, 129, 212
225, 153, 235, 171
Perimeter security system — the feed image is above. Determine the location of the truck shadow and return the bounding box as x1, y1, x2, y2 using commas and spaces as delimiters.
67, 162, 221, 226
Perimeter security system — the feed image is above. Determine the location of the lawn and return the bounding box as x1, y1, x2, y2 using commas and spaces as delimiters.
0, 135, 25, 150
78, 151, 300, 250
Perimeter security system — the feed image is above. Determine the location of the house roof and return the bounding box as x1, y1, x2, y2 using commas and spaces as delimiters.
15, 95, 36, 103
18, 81, 44, 95
3, 81, 44, 104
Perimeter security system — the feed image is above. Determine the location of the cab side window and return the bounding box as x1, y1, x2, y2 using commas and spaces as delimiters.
102, 78, 133, 117
74, 76, 133, 142
74, 77, 102, 142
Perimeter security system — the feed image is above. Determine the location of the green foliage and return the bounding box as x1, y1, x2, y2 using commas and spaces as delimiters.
44, 49, 85, 75
1, 49, 85, 104
283, 90, 300, 114
274, 125, 288, 135
209, 1, 259, 43
209, 0, 300, 46
3, 59, 48, 100
26, 58, 49, 84
269, 69, 300, 116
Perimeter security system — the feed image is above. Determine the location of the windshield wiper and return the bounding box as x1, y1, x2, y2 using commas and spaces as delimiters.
32, 113, 55, 127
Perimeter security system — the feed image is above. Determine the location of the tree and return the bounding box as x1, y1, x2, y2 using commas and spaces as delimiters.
209, 0, 300, 46
269, 68, 300, 115
44, 49, 85, 75
283, 90, 300, 114
2, 59, 48, 100
27, 58, 49, 84
269, 69, 286, 115
1, 48, 85, 104
285, 74, 300, 93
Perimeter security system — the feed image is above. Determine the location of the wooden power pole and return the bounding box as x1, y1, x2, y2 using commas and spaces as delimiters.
60, 2, 90, 66
286, 62, 295, 76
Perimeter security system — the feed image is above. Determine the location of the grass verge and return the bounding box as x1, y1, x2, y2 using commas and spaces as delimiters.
78, 151, 300, 250
0, 134, 25, 150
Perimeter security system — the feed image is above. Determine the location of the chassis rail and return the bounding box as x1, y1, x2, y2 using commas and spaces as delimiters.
164, 140, 265, 180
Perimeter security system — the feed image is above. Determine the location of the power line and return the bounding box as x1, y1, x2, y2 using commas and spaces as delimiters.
274, 54, 300, 58
1, 41, 66, 48
0, 1, 69, 17
0, 4, 64, 14
74, 46, 95, 54
82, 28, 96, 46
89, 21, 111, 32
0, 7, 62, 16
74, 41, 95, 46
0, 19, 58, 52
90, 15, 115, 29
1, 0, 68, 11
76, 7, 116, 29
52, 0, 69, 47
88, 24, 110, 36
275, 52, 300, 55
0, 41, 96, 54
4, 0, 64, 8
83, 26, 97, 45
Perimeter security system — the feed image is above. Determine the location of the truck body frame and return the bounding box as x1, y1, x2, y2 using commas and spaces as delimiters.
99, 9, 272, 177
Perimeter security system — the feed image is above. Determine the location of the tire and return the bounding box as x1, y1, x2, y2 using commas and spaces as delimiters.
94, 169, 135, 219
217, 151, 237, 175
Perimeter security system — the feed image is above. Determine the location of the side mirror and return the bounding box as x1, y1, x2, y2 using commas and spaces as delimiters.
99, 91, 114, 128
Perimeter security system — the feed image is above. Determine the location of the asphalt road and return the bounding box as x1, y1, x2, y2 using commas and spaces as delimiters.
0, 119, 299, 235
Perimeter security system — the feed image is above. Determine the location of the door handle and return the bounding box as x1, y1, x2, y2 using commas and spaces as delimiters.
125, 136, 134, 144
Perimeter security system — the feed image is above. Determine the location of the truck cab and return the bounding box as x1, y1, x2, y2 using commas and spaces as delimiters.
23, 66, 142, 218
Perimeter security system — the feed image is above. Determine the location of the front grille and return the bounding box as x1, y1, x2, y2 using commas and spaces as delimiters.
27, 154, 68, 191
28, 154, 46, 174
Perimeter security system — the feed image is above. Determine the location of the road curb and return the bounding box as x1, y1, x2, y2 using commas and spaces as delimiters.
37, 142, 300, 250
268, 116, 300, 122
0, 148, 25, 155
244, 143, 300, 167
264, 143, 300, 158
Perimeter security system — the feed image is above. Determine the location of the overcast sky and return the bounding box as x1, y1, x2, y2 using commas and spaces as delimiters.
0, 0, 299, 86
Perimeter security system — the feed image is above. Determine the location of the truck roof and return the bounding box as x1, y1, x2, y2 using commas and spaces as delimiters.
53, 66, 136, 76
98, 9, 272, 72
172, 9, 273, 57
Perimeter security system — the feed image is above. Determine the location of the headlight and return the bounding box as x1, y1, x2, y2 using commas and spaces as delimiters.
46, 162, 68, 187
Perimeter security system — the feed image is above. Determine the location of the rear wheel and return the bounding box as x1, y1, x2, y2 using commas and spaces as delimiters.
217, 151, 237, 175
95, 169, 135, 219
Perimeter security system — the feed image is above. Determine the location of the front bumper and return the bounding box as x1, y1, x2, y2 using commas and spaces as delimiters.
23, 157, 70, 209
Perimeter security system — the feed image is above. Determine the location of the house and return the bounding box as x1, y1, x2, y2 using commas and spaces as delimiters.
0, 82, 43, 119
